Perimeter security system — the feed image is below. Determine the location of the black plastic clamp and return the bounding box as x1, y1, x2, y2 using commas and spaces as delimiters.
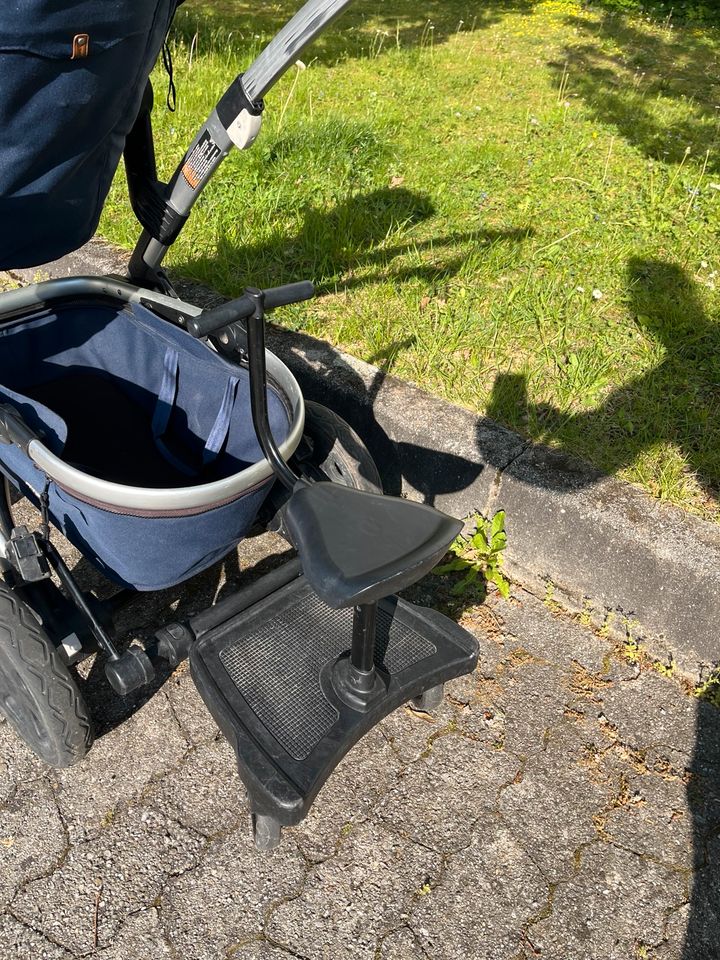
216, 73, 264, 130
155, 621, 195, 666
5, 525, 50, 582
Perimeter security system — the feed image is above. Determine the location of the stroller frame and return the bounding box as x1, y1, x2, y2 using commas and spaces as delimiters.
0, 0, 479, 850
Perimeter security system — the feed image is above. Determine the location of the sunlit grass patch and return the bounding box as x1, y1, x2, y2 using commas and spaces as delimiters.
100, 0, 720, 518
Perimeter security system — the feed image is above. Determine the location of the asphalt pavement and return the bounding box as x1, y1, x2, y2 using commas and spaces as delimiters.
1, 514, 717, 960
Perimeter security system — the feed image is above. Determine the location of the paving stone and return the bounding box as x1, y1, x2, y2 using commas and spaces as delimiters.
0, 721, 47, 806
454, 699, 506, 746
53, 692, 188, 841
686, 770, 720, 854
164, 669, 221, 746
655, 903, 690, 960
681, 833, 720, 960
12, 807, 202, 954
162, 830, 306, 960
0, 915, 74, 960
412, 819, 547, 960
378, 702, 452, 767
0, 780, 67, 910
1, 481, 716, 959
444, 668, 489, 708
601, 768, 697, 871
456, 605, 507, 680
232, 944, 297, 960
498, 590, 613, 674
545, 701, 612, 759
452, 668, 508, 744
378, 927, 429, 960
267, 821, 441, 960
688, 697, 720, 780
291, 726, 403, 861
598, 672, 698, 761
501, 661, 571, 757
146, 736, 248, 838
94, 908, 172, 960
499, 728, 612, 882
376, 733, 520, 853
530, 843, 687, 960
601, 652, 644, 684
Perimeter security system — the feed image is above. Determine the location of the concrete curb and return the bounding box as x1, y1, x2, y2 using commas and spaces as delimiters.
9, 241, 720, 679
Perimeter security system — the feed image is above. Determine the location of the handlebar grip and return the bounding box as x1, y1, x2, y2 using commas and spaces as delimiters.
264, 280, 315, 311
186, 281, 315, 339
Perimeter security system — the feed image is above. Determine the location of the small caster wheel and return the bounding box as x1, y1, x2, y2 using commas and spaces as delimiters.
251, 812, 282, 851
412, 683, 444, 712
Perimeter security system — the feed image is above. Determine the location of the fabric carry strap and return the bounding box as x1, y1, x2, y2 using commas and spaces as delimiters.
202, 373, 240, 466
152, 348, 240, 477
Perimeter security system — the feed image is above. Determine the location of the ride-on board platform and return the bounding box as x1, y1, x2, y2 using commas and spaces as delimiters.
190, 569, 478, 848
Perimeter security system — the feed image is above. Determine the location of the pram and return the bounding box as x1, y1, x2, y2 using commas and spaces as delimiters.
0, 0, 478, 849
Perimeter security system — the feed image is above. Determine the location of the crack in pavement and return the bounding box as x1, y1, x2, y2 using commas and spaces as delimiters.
373, 922, 434, 960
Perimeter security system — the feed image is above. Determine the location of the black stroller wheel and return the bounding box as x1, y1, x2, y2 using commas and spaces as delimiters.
0, 582, 93, 767
300, 400, 382, 493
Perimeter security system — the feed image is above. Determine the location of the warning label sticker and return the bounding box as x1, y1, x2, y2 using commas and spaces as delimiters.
181, 131, 222, 189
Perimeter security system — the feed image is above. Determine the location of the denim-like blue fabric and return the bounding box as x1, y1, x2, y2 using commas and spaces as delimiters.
0, 0, 177, 268
0, 298, 292, 590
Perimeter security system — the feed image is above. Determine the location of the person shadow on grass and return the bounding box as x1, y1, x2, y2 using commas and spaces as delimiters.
487, 257, 720, 507
177, 185, 533, 504
486, 256, 720, 958
177, 185, 532, 298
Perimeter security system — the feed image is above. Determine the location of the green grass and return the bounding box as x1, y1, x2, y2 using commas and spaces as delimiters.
100, 0, 720, 518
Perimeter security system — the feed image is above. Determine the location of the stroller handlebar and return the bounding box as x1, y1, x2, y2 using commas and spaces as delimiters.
129, 0, 358, 284
187, 281, 315, 339
242, 0, 357, 102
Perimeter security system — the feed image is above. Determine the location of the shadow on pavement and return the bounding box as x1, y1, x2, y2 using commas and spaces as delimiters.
683, 696, 720, 959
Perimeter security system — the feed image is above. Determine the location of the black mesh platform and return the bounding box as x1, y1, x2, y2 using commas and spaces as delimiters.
190, 572, 478, 826
218, 594, 436, 761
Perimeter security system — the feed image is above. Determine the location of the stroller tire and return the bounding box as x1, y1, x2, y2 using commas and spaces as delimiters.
0, 582, 93, 767
301, 400, 382, 493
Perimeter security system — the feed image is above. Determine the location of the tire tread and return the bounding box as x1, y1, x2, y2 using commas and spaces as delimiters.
0, 583, 93, 766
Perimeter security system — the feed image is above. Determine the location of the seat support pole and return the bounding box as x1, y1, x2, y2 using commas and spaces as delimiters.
332, 601, 385, 711
351, 603, 377, 674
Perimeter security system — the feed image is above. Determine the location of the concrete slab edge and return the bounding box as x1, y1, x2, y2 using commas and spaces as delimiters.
9, 241, 720, 681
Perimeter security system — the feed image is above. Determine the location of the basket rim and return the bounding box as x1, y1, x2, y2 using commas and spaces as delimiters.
0, 277, 305, 511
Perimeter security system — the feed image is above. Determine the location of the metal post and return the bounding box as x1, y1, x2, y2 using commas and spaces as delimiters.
350, 603, 377, 675
332, 601, 384, 710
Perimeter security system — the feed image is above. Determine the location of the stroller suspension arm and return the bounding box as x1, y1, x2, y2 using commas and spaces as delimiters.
128, 0, 356, 286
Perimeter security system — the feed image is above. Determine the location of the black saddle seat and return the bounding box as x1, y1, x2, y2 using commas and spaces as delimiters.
283, 481, 462, 608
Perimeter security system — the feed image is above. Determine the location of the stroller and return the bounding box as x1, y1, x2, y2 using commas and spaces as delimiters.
0, 0, 478, 849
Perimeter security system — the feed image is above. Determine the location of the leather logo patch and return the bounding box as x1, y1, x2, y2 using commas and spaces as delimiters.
71, 33, 90, 59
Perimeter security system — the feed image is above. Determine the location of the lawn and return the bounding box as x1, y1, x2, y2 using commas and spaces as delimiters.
100, 0, 720, 519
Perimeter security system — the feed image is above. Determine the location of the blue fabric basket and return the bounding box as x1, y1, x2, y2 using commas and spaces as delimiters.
0, 298, 294, 590
0, 0, 178, 269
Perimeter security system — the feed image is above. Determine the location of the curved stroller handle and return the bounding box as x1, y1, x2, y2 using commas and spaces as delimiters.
129, 0, 358, 286
242, 0, 357, 102
187, 281, 315, 339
